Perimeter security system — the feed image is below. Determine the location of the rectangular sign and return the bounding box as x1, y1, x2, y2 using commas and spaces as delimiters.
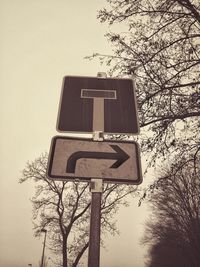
57, 76, 139, 135
47, 136, 142, 184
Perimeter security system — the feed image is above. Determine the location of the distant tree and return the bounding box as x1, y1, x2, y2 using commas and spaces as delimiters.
141, 154, 200, 267
19, 152, 137, 267
145, 226, 192, 267
90, 0, 200, 168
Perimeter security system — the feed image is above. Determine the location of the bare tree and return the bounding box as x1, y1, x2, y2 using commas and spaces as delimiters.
89, 0, 200, 169
141, 154, 200, 267
19, 152, 137, 267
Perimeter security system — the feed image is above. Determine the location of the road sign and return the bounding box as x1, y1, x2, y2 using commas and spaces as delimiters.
57, 76, 139, 134
47, 136, 142, 184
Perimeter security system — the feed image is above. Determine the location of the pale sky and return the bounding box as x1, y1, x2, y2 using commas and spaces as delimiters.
0, 1, 150, 266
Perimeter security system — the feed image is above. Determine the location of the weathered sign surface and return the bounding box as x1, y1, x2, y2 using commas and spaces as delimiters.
47, 136, 142, 184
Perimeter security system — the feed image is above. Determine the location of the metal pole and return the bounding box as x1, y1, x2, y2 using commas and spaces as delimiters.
88, 72, 107, 267
88, 132, 103, 267
88, 179, 103, 267
40, 229, 47, 267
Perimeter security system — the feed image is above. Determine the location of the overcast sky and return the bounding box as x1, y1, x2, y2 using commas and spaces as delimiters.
0, 1, 150, 266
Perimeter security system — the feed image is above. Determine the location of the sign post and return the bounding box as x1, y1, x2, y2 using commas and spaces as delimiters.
88, 133, 103, 267
88, 178, 103, 267
47, 72, 142, 267
89, 72, 106, 267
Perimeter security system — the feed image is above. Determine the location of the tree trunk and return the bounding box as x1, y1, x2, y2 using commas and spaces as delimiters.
72, 242, 89, 267
62, 235, 68, 267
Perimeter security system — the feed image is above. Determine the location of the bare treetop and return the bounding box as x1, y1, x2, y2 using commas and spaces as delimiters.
93, 0, 200, 168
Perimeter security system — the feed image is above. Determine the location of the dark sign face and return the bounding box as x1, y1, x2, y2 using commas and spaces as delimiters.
47, 136, 142, 184
57, 76, 139, 134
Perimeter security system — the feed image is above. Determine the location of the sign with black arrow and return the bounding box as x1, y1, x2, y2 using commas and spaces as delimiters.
47, 136, 142, 184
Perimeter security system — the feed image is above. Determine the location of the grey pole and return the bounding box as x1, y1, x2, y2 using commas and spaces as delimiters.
87, 72, 107, 267
88, 179, 103, 267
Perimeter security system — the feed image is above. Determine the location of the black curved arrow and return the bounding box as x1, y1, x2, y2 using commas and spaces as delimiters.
66, 145, 130, 173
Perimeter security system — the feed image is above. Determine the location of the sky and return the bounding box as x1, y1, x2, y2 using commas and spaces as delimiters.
0, 1, 151, 266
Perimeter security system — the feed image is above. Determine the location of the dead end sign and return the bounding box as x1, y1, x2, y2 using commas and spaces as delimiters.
47, 136, 142, 185
57, 76, 139, 134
